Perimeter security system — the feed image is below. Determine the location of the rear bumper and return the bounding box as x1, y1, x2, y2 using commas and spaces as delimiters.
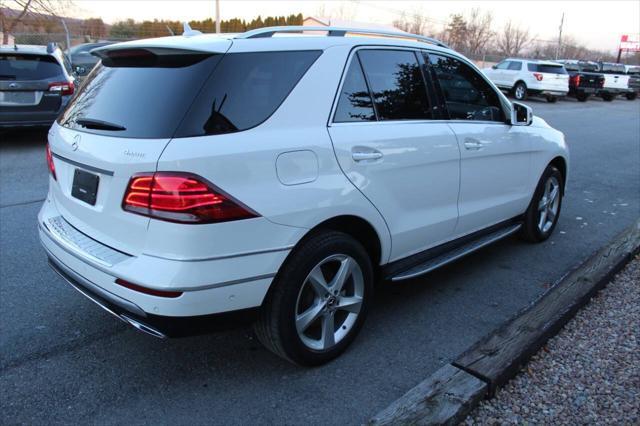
0, 115, 58, 128
597, 88, 634, 95
570, 87, 600, 95
47, 253, 258, 338
0, 96, 69, 127
529, 89, 568, 97
37, 195, 292, 336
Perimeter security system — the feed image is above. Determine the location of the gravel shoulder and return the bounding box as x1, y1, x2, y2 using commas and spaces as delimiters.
465, 256, 640, 425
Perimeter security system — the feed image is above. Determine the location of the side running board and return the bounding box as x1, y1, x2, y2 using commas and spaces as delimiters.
390, 223, 522, 282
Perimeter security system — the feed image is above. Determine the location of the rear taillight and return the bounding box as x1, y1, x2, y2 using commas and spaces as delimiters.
45, 143, 56, 180
115, 278, 183, 298
533, 73, 544, 81
48, 81, 74, 96
122, 172, 258, 224
570, 75, 581, 87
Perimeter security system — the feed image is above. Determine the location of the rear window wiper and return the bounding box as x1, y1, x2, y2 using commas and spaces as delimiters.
0, 74, 17, 80
76, 118, 126, 131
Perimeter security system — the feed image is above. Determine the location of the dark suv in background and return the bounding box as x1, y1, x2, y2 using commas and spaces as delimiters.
69, 41, 114, 77
0, 43, 75, 128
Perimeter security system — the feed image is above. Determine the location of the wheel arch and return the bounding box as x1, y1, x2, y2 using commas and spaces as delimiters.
549, 156, 567, 193
513, 79, 527, 89
305, 215, 383, 268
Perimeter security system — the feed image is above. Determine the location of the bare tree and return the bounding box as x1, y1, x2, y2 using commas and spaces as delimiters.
496, 20, 533, 57
392, 9, 429, 35
1, 0, 74, 44
465, 8, 494, 56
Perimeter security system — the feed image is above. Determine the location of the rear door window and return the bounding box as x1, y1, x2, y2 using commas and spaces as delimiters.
507, 61, 522, 71
527, 63, 567, 74
0, 54, 62, 80
357, 49, 431, 121
176, 50, 321, 137
428, 54, 505, 122
334, 57, 376, 122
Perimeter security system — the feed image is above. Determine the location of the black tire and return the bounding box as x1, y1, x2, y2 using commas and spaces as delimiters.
601, 92, 614, 102
513, 82, 527, 100
520, 165, 564, 243
254, 230, 373, 366
626, 92, 638, 100
576, 92, 589, 102
546, 95, 558, 103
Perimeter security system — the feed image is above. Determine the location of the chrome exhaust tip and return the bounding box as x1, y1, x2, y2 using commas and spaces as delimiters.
121, 315, 167, 339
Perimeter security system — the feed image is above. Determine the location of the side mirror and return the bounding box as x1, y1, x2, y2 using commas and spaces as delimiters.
491, 65, 497, 69
511, 101, 532, 126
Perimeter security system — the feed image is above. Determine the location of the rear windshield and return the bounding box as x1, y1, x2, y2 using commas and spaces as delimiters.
527, 63, 567, 74
0, 54, 62, 80
59, 48, 321, 139
600, 63, 626, 74
561, 62, 579, 72
580, 62, 599, 72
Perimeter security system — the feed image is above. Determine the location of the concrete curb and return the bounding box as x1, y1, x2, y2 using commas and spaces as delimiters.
369, 220, 640, 425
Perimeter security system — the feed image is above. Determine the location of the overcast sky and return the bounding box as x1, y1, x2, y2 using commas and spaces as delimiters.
73, 0, 640, 53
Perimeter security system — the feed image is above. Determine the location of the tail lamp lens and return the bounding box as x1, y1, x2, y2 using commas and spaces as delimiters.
123, 172, 258, 224
48, 81, 75, 96
45, 143, 56, 180
570, 75, 581, 86
533, 73, 544, 81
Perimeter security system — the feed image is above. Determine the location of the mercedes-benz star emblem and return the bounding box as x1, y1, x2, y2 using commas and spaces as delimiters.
72, 134, 81, 151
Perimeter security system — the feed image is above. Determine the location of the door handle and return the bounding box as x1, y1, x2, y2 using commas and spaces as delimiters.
464, 138, 483, 150
352, 150, 383, 162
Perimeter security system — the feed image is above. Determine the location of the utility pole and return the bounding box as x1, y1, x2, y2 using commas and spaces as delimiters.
215, 0, 221, 33
555, 12, 564, 60
60, 18, 71, 57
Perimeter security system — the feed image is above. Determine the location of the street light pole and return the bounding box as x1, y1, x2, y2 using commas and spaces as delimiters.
215, 0, 221, 33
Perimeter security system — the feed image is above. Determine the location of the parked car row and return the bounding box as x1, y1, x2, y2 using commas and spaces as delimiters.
482, 58, 639, 102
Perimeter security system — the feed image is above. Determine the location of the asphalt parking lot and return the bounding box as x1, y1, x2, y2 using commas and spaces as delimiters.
1, 98, 639, 424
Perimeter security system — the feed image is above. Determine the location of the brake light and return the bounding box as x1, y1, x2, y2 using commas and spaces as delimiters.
45, 143, 56, 180
533, 73, 544, 81
123, 172, 259, 224
48, 81, 74, 96
570, 75, 581, 87
115, 278, 183, 298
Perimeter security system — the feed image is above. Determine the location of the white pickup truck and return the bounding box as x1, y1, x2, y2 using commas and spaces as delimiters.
483, 58, 569, 102
597, 62, 634, 101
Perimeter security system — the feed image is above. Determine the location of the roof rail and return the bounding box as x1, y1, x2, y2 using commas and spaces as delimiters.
235, 26, 449, 49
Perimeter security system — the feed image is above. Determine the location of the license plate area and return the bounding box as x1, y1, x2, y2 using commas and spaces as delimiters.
71, 169, 99, 206
0, 91, 40, 106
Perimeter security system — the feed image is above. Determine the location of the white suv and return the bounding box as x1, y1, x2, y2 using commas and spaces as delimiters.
483, 58, 570, 102
39, 26, 569, 365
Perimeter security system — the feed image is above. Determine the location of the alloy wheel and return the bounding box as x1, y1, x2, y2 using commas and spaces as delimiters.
537, 175, 561, 233
294, 254, 364, 351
